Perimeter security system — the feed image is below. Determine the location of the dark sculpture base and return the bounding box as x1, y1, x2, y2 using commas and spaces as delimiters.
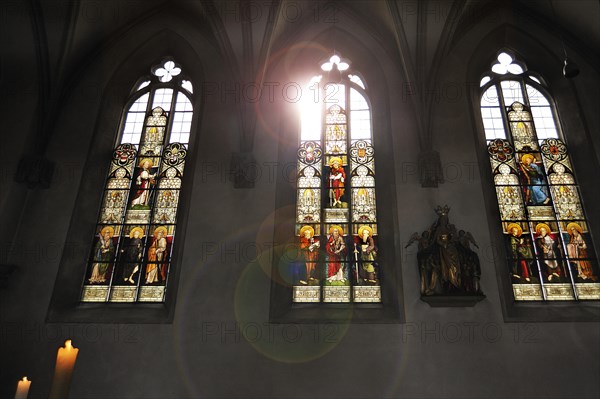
420, 294, 486, 307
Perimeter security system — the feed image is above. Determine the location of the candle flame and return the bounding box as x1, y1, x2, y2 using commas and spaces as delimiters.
65, 340, 72, 349
22, 377, 29, 382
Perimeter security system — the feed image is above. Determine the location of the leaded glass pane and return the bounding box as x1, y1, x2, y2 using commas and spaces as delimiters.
82, 60, 193, 303
507, 63, 524, 74
122, 96, 148, 145
350, 110, 371, 141
482, 64, 599, 301
297, 165, 321, 188
325, 105, 348, 156
152, 88, 174, 111
296, 189, 321, 223
137, 81, 151, 91
171, 94, 194, 146
129, 93, 149, 112
348, 74, 365, 89
492, 64, 507, 75
350, 88, 368, 110
481, 86, 500, 107
174, 92, 193, 112
531, 106, 558, 139
294, 60, 381, 303
501, 80, 523, 104
325, 83, 345, 109
526, 85, 550, 106
300, 76, 323, 141
181, 80, 193, 93
481, 87, 504, 140
508, 103, 539, 152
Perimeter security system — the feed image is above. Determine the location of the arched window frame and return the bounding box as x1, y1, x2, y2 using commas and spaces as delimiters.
268, 45, 403, 323
480, 74, 564, 144
479, 50, 600, 303
292, 54, 383, 304
78, 58, 196, 304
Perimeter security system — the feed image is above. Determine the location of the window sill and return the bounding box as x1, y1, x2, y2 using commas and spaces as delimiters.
47, 302, 174, 324
270, 302, 402, 324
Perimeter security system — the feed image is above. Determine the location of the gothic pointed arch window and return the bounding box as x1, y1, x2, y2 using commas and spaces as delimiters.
81, 59, 194, 303
480, 50, 599, 301
293, 54, 381, 303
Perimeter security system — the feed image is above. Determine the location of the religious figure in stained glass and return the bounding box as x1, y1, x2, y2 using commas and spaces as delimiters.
518, 154, 550, 205
506, 223, 534, 282
89, 226, 115, 284
534, 223, 562, 282
80, 59, 193, 303
146, 227, 168, 284
299, 225, 320, 285
357, 225, 377, 284
130, 158, 158, 209
328, 157, 346, 208
481, 51, 599, 301
326, 225, 346, 282
566, 223, 596, 282
120, 227, 144, 284
293, 54, 382, 303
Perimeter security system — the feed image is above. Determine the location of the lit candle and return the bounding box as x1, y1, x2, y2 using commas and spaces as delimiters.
14, 377, 31, 399
48, 340, 79, 399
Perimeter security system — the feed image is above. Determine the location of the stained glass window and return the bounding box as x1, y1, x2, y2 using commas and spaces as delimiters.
481, 51, 600, 301
81, 59, 193, 303
293, 54, 381, 303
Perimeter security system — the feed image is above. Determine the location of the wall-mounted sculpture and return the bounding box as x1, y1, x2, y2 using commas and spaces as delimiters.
406, 206, 485, 306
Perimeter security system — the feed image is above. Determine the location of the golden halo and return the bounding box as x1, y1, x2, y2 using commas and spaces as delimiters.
358, 225, 373, 237
535, 223, 552, 236
129, 227, 145, 239
100, 226, 115, 238
328, 225, 344, 235
520, 153, 535, 164
139, 158, 154, 167
566, 222, 583, 234
299, 225, 315, 238
506, 223, 523, 237
153, 226, 168, 237
328, 157, 343, 167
